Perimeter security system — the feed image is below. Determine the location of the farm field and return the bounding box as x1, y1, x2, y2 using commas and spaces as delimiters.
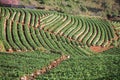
0, 7, 120, 80
0, 47, 120, 80
0, 51, 60, 80
36, 47, 120, 80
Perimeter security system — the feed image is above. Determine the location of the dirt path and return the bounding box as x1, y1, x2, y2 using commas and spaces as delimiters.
20, 55, 70, 80
90, 46, 114, 53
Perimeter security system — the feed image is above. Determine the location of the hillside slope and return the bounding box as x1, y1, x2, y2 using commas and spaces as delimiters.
20, 0, 120, 17
0, 7, 118, 53
0, 7, 120, 80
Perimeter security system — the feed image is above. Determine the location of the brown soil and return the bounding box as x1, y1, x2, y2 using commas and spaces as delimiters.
90, 28, 119, 53
90, 46, 113, 53
7, 49, 14, 53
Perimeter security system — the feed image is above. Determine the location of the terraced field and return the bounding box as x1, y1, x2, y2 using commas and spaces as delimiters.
0, 7, 94, 55
0, 7, 119, 80
0, 7, 117, 52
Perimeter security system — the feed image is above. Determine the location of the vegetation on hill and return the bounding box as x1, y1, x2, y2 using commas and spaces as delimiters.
20, 0, 120, 18
37, 47, 120, 80
0, 47, 119, 80
0, 50, 60, 80
0, 0, 120, 79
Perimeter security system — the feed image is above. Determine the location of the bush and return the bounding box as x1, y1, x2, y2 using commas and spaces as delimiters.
80, 5, 88, 12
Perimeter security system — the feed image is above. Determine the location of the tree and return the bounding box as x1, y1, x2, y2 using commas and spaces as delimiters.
0, 0, 19, 5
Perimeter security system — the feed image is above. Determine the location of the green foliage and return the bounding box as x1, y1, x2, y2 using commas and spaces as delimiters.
36, 47, 120, 80
0, 47, 119, 80
0, 17, 11, 50
17, 23, 32, 50
6, 20, 19, 50
12, 22, 27, 51
0, 51, 60, 80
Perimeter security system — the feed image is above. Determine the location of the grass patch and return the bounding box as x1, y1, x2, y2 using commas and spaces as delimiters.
36, 47, 120, 80
0, 50, 60, 80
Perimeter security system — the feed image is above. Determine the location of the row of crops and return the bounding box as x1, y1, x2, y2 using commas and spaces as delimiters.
0, 7, 92, 55
40, 10, 116, 47
0, 7, 117, 54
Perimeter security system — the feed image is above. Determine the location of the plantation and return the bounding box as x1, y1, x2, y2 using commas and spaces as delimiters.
37, 48, 120, 80
0, 7, 120, 80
